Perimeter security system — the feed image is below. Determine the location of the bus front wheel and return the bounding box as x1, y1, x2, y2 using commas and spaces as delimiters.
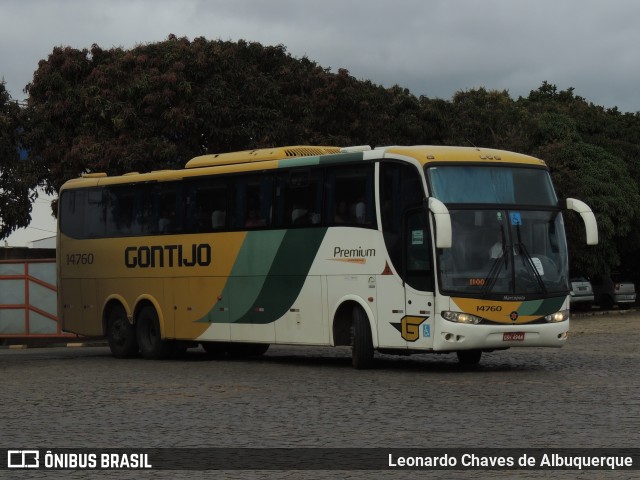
227, 343, 270, 357
457, 349, 482, 367
106, 306, 138, 358
136, 305, 173, 360
352, 306, 374, 369
202, 342, 228, 358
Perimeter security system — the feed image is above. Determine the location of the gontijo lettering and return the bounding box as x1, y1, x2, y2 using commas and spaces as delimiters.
125, 244, 212, 268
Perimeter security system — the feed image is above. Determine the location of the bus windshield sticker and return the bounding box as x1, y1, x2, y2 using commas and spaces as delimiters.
510, 212, 522, 225
412, 230, 424, 245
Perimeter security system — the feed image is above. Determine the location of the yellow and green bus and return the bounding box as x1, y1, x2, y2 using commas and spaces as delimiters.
57, 145, 597, 368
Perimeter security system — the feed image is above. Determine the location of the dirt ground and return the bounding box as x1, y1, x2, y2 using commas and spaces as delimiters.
570, 309, 640, 334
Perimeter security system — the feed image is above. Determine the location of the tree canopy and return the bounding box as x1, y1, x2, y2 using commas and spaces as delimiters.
22, 35, 435, 194
0, 82, 40, 239
3, 36, 640, 277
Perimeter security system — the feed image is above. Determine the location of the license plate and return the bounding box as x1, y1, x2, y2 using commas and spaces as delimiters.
503, 332, 525, 341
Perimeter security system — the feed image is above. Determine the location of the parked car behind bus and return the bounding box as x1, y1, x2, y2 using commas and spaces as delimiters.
592, 274, 636, 310
569, 277, 594, 311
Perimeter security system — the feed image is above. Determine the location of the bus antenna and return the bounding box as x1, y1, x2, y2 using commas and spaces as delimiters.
466, 139, 480, 151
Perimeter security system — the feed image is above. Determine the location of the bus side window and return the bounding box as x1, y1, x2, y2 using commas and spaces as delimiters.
208, 183, 228, 231
379, 162, 424, 275
325, 164, 376, 227
155, 184, 182, 234
61, 188, 105, 239
106, 187, 136, 236
232, 174, 274, 230
184, 178, 228, 233
59, 190, 84, 239
85, 188, 106, 238
405, 209, 434, 291
276, 168, 322, 227
157, 198, 173, 233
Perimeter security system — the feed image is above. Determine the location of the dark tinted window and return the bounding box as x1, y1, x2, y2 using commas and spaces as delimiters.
59, 161, 380, 239
275, 168, 323, 227
59, 190, 84, 239
379, 162, 424, 272
231, 174, 274, 229
184, 178, 228, 233
325, 164, 376, 227
105, 186, 137, 236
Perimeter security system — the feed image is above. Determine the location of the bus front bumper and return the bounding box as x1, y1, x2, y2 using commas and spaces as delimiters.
433, 319, 570, 351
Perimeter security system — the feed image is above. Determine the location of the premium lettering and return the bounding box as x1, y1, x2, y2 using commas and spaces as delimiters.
333, 246, 376, 258
125, 244, 211, 268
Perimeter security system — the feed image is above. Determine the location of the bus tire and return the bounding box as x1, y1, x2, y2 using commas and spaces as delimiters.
136, 305, 172, 360
106, 306, 138, 358
457, 349, 482, 367
352, 306, 374, 369
227, 343, 270, 357
202, 341, 229, 358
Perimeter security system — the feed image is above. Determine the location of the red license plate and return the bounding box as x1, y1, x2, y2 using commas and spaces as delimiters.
503, 332, 525, 341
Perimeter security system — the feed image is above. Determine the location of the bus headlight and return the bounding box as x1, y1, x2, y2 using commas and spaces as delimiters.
441, 311, 482, 325
544, 309, 569, 323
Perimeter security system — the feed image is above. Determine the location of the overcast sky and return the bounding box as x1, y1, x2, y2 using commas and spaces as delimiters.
3, 0, 640, 245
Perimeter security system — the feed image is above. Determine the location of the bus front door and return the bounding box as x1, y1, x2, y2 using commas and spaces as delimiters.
402, 208, 435, 350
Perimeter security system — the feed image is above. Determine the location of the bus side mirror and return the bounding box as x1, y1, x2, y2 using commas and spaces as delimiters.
563, 198, 599, 245
427, 197, 452, 249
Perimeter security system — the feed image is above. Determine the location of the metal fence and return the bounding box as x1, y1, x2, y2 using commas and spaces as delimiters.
0, 258, 73, 339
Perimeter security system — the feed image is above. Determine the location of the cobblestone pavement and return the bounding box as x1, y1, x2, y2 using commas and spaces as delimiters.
1, 311, 639, 479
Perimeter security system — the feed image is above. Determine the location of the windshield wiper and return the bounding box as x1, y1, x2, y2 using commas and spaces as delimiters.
482, 225, 508, 296
515, 225, 547, 294
482, 254, 505, 296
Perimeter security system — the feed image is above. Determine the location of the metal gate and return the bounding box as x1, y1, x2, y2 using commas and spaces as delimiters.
0, 258, 73, 339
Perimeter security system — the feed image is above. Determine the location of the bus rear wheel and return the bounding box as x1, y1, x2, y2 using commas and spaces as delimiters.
352, 306, 374, 369
457, 349, 482, 367
106, 306, 138, 358
136, 305, 173, 360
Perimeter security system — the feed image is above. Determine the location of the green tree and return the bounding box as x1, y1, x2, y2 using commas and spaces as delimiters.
19, 38, 640, 280
442, 87, 534, 152
24, 36, 303, 194
0, 82, 39, 239
539, 141, 640, 275
24, 35, 433, 197
524, 82, 640, 276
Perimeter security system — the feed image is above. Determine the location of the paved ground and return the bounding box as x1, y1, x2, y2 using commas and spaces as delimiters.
1, 311, 639, 479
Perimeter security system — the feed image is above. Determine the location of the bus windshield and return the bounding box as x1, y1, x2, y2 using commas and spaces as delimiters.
436, 209, 568, 297
427, 166, 568, 298
429, 165, 557, 205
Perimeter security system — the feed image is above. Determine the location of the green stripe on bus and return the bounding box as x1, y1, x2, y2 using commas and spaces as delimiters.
538, 296, 566, 314
232, 228, 328, 324
197, 230, 285, 324
277, 156, 321, 168
230, 230, 286, 276
318, 152, 364, 164
518, 296, 565, 316
276, 152, 364, 169
197, 228, 327, 325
